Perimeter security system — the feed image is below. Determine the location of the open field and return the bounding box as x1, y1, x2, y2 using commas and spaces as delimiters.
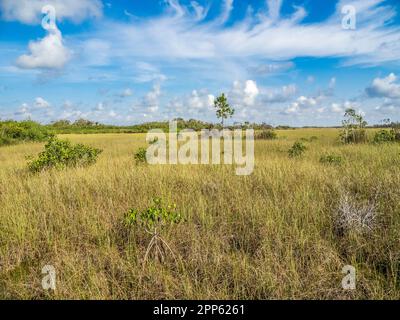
0, 129, 399, 299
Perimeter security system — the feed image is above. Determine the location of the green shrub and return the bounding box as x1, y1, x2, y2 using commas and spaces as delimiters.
320, 154, 343, 166
125, 197, 182, 230
373, 129, 395, 144
255, 130, 277, 140
288, 142, 307, 158
28, 137, 102, 172
0, 120, 53, 146
309, 136, 319, 142
134, 147, 147, 164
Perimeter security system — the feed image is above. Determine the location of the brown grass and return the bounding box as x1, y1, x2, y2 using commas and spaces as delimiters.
0, 129, 399, 299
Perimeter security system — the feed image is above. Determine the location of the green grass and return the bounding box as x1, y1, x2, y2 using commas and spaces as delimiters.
0, 129, 399, 299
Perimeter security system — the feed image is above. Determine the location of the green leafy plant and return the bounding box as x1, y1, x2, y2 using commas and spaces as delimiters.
214, 93, 235, 127
320, 154, 343, 166
134, 147, 147, 164
28, 137, 102, 172
125, 198, 183, 266
0, 120, 53, 146
288, 142, 307, 158
255, 130, 277, 140
373, 129, 395, 144
125, 197, 182, 230
393, 123, 400, 141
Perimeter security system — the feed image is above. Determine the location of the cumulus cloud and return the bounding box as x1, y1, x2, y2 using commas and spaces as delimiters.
14, 103, 32, 118
366, 73, 400, 99
188, 90, 215, 110
329, 101, 360, 114
16, 26, 71, 69
331, 103, 344, 114
230, 80, 260, 107
0, 0, 103, 24
13, 97, 53, 120
34, 97, 51, 108
134, 84, 162, 114
374, 98, 400, 114
285, 96, 316, 114
166, 89, 215, 120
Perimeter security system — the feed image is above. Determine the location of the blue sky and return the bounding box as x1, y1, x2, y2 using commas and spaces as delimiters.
1, 0, 400, 126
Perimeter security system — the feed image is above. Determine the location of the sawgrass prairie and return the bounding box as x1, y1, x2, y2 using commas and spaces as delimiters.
0, 129, 399, 299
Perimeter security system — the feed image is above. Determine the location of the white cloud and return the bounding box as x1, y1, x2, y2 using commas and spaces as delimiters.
374, 98, 400, 113
108, 110, 117, 118
188, 90, 215, 110
230, 80, 259, 107
34, 97, 51, 108
0, 0, 103, 24
190, 1, 209, 21
13, 97, 52, 119
89, 0, 400, 65
16, 27, 71, 69
137, 84, 162, 114
243, 80, 259, 106
366, 73, 400, 99
267, 0, 283, 22
331, 103, 344, 114
216, 0, 234, 25
94, 102, 105, 111
330, 100, 361, 114
14, 103, 32, 118
284, 95, 319, 114
166, 89, 215, 119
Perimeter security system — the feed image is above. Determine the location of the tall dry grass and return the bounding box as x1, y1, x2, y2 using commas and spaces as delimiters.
0, 129, 399, 299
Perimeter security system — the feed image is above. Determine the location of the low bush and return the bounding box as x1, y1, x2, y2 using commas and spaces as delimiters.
255, 130, 277, 140
28, 137, 102, 172
288, 142, 307, 158
320, 154, 343, 166
0, 120, 53, 146
373, 129, 395, 144
134, 147, 147, 164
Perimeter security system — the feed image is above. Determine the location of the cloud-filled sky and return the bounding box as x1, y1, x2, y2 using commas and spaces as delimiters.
0, 0, 400, 126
